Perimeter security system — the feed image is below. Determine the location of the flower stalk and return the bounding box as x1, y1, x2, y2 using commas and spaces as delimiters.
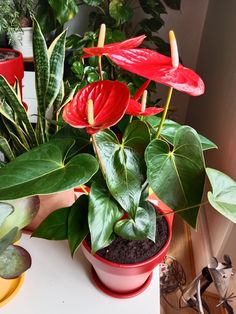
97, 24, 106, 80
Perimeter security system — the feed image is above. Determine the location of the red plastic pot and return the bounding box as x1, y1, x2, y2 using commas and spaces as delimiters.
81, 194, 174, 298
0, 48, 24, 99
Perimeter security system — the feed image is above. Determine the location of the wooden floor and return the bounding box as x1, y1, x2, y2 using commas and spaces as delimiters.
160, 216, 226, 314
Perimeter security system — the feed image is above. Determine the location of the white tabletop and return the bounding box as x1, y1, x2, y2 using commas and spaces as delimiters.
3, 233, 160, 314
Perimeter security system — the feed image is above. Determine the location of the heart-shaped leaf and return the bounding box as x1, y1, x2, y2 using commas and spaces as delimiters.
68, 195, 89, 256
0, 202, 14, 227
0, 139, 99, 200
32, 206, 70, 240
88, 180, 123, 252
0, 245, 31, 279
144, 116, 217, 151
0, 196, 39, 238
122, 120, 150, 156
206, 168, 236, 223
145, 126, 205, 228
141, 201, 156, 242
114, 207, 150, 240
94, 129, 143, 216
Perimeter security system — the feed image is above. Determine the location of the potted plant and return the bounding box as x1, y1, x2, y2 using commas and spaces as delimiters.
0, 24, 235, 298
0, 196, 39, 307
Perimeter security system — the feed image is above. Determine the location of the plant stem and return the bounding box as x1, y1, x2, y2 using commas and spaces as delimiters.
155, 87, 173, 139
79, 185, 89, 195
158, 201, 209, 219
91, 134, 106, 177
98, 56, 103, 80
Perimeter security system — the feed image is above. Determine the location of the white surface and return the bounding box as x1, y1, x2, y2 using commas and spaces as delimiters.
3, 233, 160, 314
22, 71, 37, 123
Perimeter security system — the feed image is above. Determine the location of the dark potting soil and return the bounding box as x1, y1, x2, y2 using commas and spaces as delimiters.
86, 214, 168, 264
0, 51, 19, 62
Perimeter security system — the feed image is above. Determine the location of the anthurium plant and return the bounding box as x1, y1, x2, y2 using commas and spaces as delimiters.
0, 196, 39, 279
0, 24, 235, 257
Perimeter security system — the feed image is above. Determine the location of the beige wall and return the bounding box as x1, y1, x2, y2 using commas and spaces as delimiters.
187, 0, 236, 302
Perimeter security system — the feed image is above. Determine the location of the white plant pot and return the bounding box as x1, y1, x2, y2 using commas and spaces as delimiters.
12, 27, 33, 59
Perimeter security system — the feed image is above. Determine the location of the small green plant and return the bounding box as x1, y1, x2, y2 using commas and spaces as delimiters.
0, 196, 39, 279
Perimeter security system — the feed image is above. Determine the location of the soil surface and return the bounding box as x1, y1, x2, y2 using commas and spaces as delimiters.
86, 213, 168, 264
0, 51, 19, 62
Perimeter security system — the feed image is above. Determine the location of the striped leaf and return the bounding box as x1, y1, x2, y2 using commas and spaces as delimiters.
0, 136, 15, 161
0, 76, 37, 146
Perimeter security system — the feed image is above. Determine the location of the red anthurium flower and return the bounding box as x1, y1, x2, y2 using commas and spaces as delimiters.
63, 80, 130, 134
83, 35, 145, 57
127, 99, 164, 116
107, 49, 205, 96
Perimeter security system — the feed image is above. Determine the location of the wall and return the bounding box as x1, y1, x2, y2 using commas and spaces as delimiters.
186, 0, 236, 304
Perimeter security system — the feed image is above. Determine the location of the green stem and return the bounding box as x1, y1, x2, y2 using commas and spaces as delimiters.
158, 201, 209, 219
156, 87, 173, 139
91, 134, 106, 177
129, 115, 133, 123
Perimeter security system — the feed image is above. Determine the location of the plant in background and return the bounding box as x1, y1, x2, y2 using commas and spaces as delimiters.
0, 196, 39, 279
20, 26, 235, 256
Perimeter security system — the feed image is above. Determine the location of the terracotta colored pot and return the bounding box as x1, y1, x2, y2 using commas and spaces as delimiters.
81, 194, 174, 298
0, 48, 24, 99
27, 189, 76, 231
0, 273, 24, 308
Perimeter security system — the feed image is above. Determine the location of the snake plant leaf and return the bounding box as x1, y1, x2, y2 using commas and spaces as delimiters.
0, 139, 99, 200
32, 17, 49, 143
0, 136, 15, 161
145, 126, 205, 228
0, 203, 14, 227
0, 245, 31, 279
122, 120, 150, 156
144, 116, 217, 151
32, 206, 70, 240
94, 129, 143, 217
46, 30, 67, 113
88, 180, 123, 252
114, 207, 150, 240
68, 194, 89, 256
48, 0, 79, 25
206, 168, 236, 223
0, 227, 18, 255
0, 196, 40, 238
0, 76, 37, 146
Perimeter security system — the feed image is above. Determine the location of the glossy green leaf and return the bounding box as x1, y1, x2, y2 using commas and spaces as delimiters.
144, 116, 217, 150
145, 126, 205, 228
122, 120, 150, 156
68, 195, 89, 256
82, 0, 103, 6
88, 180, 123, 252
140, 17, 164, 33
114, 207, 150, 240
141, 201, 156, 242
206, 168, 236, 223
0, 139, 99, 200
48, 0, 79, 25
109, 0, 133, 24
87, 72, 100, 83
32, 207, 70, 240
0, 228, 18, 255
139, 0, 167, 15
0, 245, 31, 279
94, 130, 143, 216
0, 197, 39, 238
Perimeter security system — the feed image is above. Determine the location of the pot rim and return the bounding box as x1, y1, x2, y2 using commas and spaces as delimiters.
82, 198, 173, 269
0, 48, 23, 64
